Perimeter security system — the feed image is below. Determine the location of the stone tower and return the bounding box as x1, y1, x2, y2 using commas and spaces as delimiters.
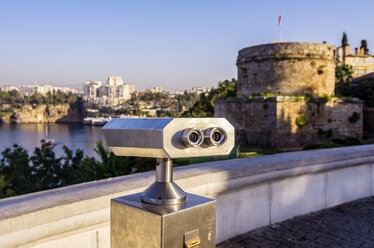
215, 42, 363, 148
236, 42, 336, 96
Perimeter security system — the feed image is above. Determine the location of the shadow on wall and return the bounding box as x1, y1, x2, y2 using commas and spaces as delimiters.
275, 98, 363, 148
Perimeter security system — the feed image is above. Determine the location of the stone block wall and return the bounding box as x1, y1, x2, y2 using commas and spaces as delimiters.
215, 97, 363, 148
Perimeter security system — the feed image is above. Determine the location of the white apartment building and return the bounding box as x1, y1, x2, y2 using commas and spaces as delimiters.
106, 77, 123, 100
0, 85, 19, 92
83, 80, 102, 102
18, 84, 77, 97
126, 84, 135, 93
82, 77, 135, 105
117, 84, 131, 100
147, 86, 163, 93
19, 85, 40, 96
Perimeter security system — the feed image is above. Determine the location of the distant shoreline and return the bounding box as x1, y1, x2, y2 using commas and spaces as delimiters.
0, 103, 82, 124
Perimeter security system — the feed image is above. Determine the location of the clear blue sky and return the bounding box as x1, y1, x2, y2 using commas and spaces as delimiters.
0, 0, 373, 91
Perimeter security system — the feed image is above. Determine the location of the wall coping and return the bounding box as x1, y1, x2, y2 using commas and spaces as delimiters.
237, 42, 336, 61
1, 144, 374, 221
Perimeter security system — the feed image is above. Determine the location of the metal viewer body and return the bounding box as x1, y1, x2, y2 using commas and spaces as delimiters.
102, 117, 235, 206
141, 158, 187, 205
104, 118, 234, 248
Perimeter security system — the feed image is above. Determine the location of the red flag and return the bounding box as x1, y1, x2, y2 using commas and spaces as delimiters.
278, 11, 282, 26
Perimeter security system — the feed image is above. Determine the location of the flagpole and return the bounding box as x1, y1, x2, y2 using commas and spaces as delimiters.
279, 11, 282, 42
280, 22, 282, 42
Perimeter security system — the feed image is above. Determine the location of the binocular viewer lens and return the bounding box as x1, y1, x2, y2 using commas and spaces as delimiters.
189, 131, 200, 144
205, 127, 227, 146
181, 127, 227, 148
181, 128, 204, 147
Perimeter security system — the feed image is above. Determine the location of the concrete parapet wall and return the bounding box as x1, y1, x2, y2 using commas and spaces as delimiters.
1, 145, 374, 247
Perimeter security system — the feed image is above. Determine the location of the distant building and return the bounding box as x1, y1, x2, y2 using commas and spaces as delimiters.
127, 84, 136, 93
76, 86, 84, 96
83, 77, 135, 105
117, 84, 132, 101
19, 85, 41, 96
148, 87, 163, 93
106, 76, 123, 100
18, 84, 78, 97
188, 87, 209, 95
168, 91, 184, 98
83, 80, 102, 102
337, 45, 374, 78
0, 85, 19, 92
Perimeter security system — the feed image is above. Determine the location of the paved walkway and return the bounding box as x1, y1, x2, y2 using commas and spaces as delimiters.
217, 197, 374, 248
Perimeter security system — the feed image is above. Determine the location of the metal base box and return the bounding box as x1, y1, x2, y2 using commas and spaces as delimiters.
111, 193, 216, 248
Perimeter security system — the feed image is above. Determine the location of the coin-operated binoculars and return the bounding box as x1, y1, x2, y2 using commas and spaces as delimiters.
103, 118, 234, 248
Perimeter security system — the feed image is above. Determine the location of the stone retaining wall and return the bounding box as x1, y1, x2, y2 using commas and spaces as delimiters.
1, 145, 374, 247
215, 97, 363, 148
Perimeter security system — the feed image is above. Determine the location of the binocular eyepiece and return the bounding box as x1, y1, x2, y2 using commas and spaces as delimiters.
181, 127, 227, 148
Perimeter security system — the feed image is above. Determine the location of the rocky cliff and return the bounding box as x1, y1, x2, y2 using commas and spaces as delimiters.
0, 104, 81, 123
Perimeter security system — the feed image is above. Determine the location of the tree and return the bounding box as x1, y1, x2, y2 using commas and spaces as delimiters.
0, 144, 36, 198
183, 78, 237, 117
67, 94, 78, 104
54, 92, 68, 104
45, 92, 54, 104
0, 140, 139, 199
342, 32, 348, 47
82, 141, 134, 179
336, 64, 353, 84
335, 64, 353, 94
184, 92, 215, 117
30, 142, 63, 190
0, 90, 22, 104
30, 93, 44, 104
342, 77, 374, 107
175, 92, 200, 111
216, 79, 237, 99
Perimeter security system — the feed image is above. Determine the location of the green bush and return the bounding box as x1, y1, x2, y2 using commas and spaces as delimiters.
326, 129, 333, 139
296, 116, 306, 127
331, 138, 345, 145
320, 94, 331, 102
0, 141, 137, 199
303, 143, 343, 150
331, 137, 361, 146
343, 137, 361, 146
348, 112, 360, 123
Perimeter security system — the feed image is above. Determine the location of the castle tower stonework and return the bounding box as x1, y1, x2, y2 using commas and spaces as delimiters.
237, 42, 336, 96
215, 42, 363, 148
